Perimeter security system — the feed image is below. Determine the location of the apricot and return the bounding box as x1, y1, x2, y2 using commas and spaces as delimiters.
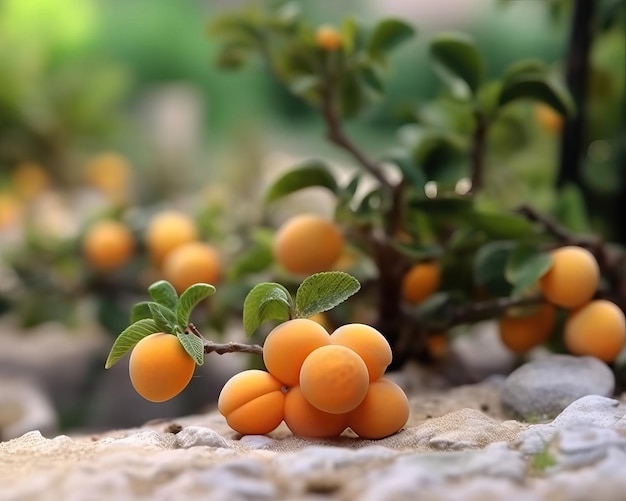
540, 246, 599, 309
162, 241, 221, 293
218, 369, 286, 435
564, 299, 626, 362
498, 303, 556, 353
401, 262, 440, 305
299, 344, 369, 414
145, 211, 198, 265
263, 318, 331, 387
426, 332, 449, 360
535, 104, 563, 134
315, 25, 342, 51
272, 214, 344, 275
129, 332, 195, 402
82, 219, 135, 271
0, 192, 22, 230
284, 386, 349, 438
348, 379, 410, 439
12, 162, 50, 200
85, 152, 132, 200
330, 323, 392, 382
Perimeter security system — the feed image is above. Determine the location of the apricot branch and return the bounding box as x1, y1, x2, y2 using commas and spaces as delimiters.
449, 293, 543, 325
187, 323, 263, 355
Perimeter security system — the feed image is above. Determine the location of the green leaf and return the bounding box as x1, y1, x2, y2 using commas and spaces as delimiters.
498, 74, 575, 118
265, 161, 338, 203
368, 18, 415, 55
227, 241, 273, 280
295, 271, 361, 318
130, 301, 152, 323
176, 332, 205, 366
177, 283, 217, 327
148, 280, 178, 310
104, 319, 160, 369
243, 282, 293, 336
505, 244, 553, 297
468, 210, 535, 238
409, 195, 474, 216
503, 59, 549, 82
553, 183, 591, 233
429, 32, 484, 98
148, 302, 179, 334
386, 155, 427, 189
473, 241, 515, 296
341, 17, 358, 55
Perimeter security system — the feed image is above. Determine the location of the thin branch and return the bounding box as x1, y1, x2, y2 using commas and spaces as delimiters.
469, 110, 488, 194
187, 323, 263, 356
515, 204, 597, 245
449, 293, 543, 325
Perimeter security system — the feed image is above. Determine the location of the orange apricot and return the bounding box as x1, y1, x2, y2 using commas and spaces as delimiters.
82, 219, 135, 271
540, 246, 599, 309
564, 299, 626, 362
129, 332, 195, 403
498, 303, 556, 353
330, 323, 392, 382
145, 211, 198, 265
0, 192, 22, 230
85, 152, 132, 201
348, 379, 409, 439
272, 214, 344, 275
535, 104, 563, 134
284, 386, 349, 438
263, 318, 331, 387
426, 332, 449, 360
315, 25, 342, 51
299, 344, 370, 414
401, 261, 440, 305
162, 241, 221, 293
218, 369, 286, 435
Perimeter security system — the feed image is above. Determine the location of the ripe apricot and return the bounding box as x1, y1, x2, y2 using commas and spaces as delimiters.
330, 323, 392, 382
498, 303, 556, 353
315, 25, 342, 52
145, 211, 198, 265
129, 332, 195, 402
272, 214, 344, 275
564, 299, 626, 362
162, 241, 221, 293
535, 104, 563, 134
299, 344, 369, 414
82, 219, 135, 271
0, 192, 22, 230
348, 379, 410, 439
85, 152, 132, 200
401, 262, 440, 305
263, 318, 331, 387
540, 246, 599, 309
218, 369, 286, 435
12, 162, 50, 200
426, 332, 449, 360
284, 386, 349, 438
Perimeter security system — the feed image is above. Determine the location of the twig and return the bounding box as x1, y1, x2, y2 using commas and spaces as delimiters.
469, 110, 488, 194
450, 293, 543, 325
187, 323, 263, 356
515, 204, 597, 245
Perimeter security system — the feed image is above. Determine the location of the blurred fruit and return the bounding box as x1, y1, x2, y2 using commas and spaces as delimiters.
0, 192, 23, 230
145, 210, 198, 265
129, 332, 195, 402
162, 241, 221, 293
85, 152, 132, 202
82, 219, 135, 271
315, 25, 342, 51
540, 246, 599, 309
11, 162, 50, 200
564, 299, 626, 362
534, 104, 563, 134
272, 214, 344, 275
498, 303, 556, 353
401, 261, 440, 305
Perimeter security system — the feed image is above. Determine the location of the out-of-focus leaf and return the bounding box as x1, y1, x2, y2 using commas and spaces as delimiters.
553, 183, 591, 233
468, 210, 535, 238
367, 18, 415, 55
265, 161, 338, 202
505, 244, 553, 297
498, 74, 575, 118
473, 241, 515, 296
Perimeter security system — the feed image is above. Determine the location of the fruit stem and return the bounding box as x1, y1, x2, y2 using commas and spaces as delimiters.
187, 323, 264, 355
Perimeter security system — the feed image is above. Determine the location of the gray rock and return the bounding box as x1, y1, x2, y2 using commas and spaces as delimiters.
238, 434, 278, 450
501, 355, 615, 420
0, 377, 57, 439
175, 426, 230, 449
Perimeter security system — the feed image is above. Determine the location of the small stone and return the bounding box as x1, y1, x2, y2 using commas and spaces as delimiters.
239, 434, 278, 450
501, 355, 615, 420
175, 426, 230, 449
555, 425, 626, 468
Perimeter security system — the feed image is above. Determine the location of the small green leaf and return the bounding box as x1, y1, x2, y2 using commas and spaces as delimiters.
469, 210, 535, 238
295, 271, 361, 319
243, 282, 293, 336
341, 17, 358, 55
473, 241, 515, 296
386, 155, 427, 189
148, 302, 179, 333
227, 241, 273, 280
177, 283, 217, 327
553, 183, 591, 233
368, 18, 415, 55
176, 333, 205, 366
148, 280, 178, 310
505, 244, 553, 296
104, 319, 160, 369
503, 59, 548, 83
429, 32, 484, 98
498, 74, 575, 118
265, 161, 338, 203
130, 301, 152, 323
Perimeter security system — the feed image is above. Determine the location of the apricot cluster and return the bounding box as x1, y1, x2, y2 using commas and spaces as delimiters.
218, 319, 409, 439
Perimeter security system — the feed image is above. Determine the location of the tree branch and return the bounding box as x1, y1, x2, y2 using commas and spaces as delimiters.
469, 110, 488, 194
187, 323, 263, 356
